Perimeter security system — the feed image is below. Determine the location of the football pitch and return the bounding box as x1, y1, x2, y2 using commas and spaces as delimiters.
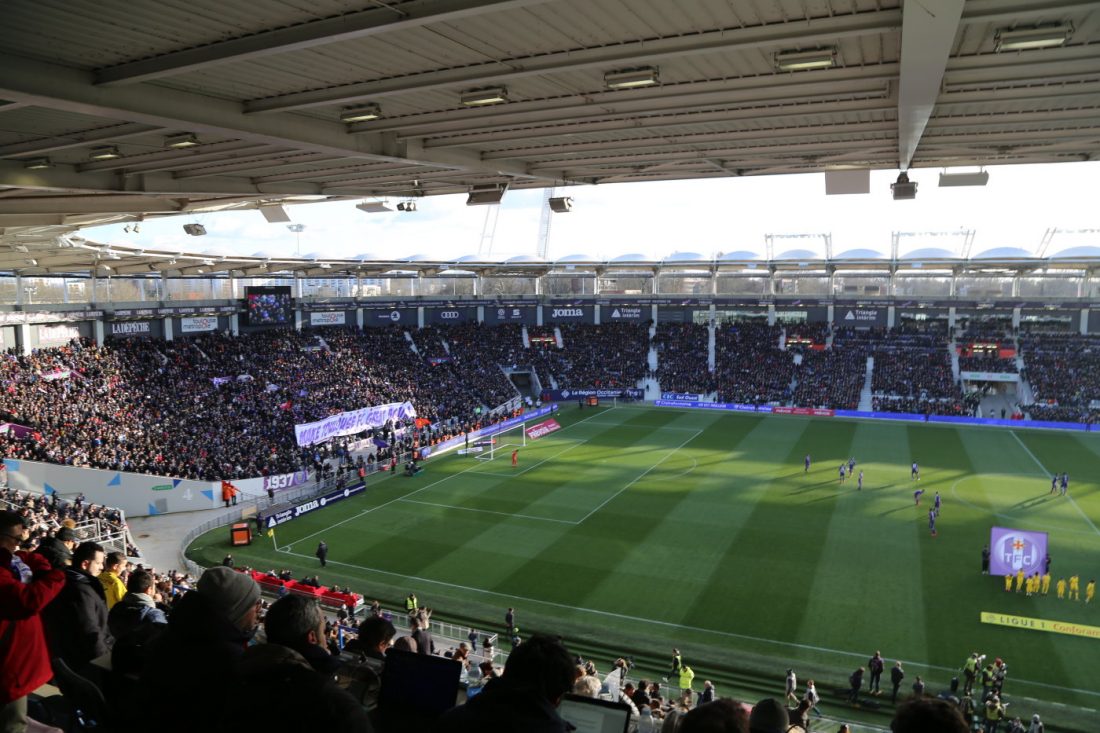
187, 404, 1100, 712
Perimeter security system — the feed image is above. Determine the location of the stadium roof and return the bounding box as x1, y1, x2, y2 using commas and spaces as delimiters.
0, 0, 1098, 245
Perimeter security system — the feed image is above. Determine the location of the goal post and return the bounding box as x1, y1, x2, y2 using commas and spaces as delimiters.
473, 420, 527, 461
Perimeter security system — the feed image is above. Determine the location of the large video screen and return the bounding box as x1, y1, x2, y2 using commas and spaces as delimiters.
989, 526, 1048, 576
245, 286, 293, 326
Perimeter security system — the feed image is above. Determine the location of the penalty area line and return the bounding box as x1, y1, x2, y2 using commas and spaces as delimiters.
285, 407, 614, 549
1011, 430, 1100, 537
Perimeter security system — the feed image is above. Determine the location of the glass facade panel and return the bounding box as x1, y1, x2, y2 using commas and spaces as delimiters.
22, 277, 66, 304
893, 275, 952, 297
597, 275, 653, 295
716, 275, 767, 296
301, 278, 354, 298
657, 274, 711, 295
543, 276, 595, 296
833, 273, 890, 297
774, 273, 828, 295
955, 275, 1012, 298
418, 277, 476, 297
1017, 276, 1081, 298
481, 277, 537, 296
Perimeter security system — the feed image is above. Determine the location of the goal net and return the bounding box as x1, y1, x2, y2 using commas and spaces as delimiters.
473, 421, 527, 461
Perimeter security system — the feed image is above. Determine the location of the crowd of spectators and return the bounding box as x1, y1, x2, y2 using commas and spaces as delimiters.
791, 347, 867, 410
532, 323, 649, 391
958, 353, 1018, 374
713, 323, 793, 405
0, 326, 521, 481
870, 328, 966, 415
653, 323, 714, 395
957, 320, 1014, 341
1020, 333, 1100, 423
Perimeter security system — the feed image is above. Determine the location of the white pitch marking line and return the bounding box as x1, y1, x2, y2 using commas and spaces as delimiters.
1011, 430, 1100, 536
397, 498, 578, 525
578, 420, 705, 432
273, 548, 1100, 700
577, 428, 704, 524
286, 406, 616, 548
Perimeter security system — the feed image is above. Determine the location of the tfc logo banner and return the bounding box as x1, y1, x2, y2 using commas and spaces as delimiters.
989, 527, 1048, 576
525, 418, 562, 440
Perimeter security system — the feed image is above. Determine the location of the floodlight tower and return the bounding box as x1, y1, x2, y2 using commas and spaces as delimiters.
536, 187, 555, 259
287, 224, 305, 256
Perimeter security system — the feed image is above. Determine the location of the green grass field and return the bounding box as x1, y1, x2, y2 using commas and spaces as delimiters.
187, 404, 1100, 719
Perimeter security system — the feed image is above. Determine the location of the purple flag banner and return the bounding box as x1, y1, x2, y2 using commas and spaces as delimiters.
294, 401, 417, 447
989, 526, 1048, 576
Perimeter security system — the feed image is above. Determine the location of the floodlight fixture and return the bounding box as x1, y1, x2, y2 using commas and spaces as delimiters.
995, 25, 1072, 51
466, 184, 508, 206
891, 172, 917, 200
604, 66, 660, 89
165, 133, 199, 148
24, 157, 52, 170
340, 104, 382, 123
461, 86, 508, 106
183, 223, 207, 236
549, 196, 573, 213
356, 201, 394, 213
775, 48, 837, 71
89, 145, 121, 160
938, 170, 989, 187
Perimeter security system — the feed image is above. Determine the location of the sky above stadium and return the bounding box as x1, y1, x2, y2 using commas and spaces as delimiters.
86, 161, 1100, 261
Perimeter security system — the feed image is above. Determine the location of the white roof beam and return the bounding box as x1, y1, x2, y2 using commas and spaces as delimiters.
897, 0, 965, 170
245, 10, 902, 114
429, 98, 894, 149
356, 69, 897, 137
0, 123, 162, 157
0, 52, 565, 184
95, 0, 551, 86
0, 195, 184, 215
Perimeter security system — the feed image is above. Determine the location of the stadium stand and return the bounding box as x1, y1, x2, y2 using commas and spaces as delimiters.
1020, 333, 1100, 423
653, 323, 714, 396
713, 322, 793, 405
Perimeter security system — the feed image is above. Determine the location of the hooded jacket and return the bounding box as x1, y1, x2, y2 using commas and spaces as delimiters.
0, 548, 65, 704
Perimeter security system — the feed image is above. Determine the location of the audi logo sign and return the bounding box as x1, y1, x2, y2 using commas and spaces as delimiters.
439, 311, 460, 319
552, 308, 584, 318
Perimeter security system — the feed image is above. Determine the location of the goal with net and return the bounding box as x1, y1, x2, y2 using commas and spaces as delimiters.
472, 420, 528, 461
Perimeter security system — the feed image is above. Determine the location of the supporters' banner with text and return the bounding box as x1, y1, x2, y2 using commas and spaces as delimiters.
989, 527, 1048, 576
294, 401, 417, 446
525, 418, 561, 440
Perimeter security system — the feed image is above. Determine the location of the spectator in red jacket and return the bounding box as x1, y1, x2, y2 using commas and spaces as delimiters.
0, 510, 66, 733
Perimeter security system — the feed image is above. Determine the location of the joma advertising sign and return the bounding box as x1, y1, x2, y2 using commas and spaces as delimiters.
545, 306, 594, 323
